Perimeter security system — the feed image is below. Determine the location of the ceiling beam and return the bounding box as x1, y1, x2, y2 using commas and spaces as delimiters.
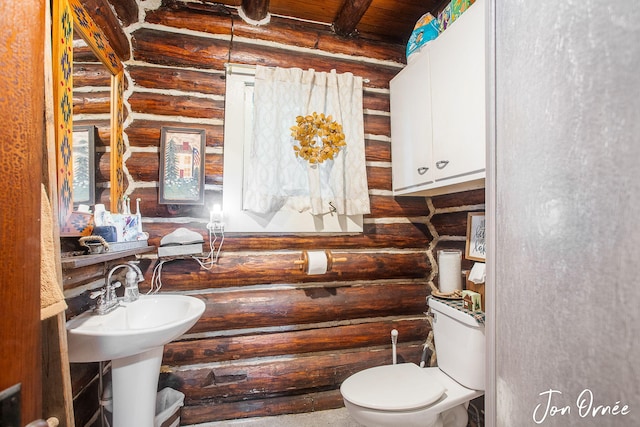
80, 0, 131, 61
240, 0, 270, 23
332, 0, 373, 37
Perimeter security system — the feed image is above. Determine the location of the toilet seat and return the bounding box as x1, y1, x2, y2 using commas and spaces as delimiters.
340, 363, 446, 411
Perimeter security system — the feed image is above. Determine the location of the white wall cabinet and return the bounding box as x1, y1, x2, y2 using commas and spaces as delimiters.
390, 0, 486, 196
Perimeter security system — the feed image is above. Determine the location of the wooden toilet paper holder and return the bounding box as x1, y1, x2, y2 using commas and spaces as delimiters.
294, 250, 347, 272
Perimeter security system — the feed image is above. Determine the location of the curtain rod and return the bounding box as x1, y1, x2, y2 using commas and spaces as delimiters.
224, 63, 370, 83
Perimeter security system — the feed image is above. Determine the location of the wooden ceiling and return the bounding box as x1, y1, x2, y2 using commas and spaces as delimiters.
211, 0, 450, 44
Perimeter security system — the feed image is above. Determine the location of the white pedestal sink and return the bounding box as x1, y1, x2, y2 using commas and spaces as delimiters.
67, 294, 205, 427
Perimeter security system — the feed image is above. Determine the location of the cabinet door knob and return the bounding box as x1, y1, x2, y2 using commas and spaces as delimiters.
417, 167, 429, 175
436, 160, 450, 169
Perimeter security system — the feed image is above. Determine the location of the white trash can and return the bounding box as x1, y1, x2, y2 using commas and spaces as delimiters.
154, 387, 185, 427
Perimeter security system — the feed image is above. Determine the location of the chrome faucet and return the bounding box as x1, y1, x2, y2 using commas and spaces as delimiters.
90, 276, 121, 315
91, 261, 145, 314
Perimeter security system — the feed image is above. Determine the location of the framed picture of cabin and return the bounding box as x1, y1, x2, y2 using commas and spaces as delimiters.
465, 212, 486, 261
159, 127, 206, 205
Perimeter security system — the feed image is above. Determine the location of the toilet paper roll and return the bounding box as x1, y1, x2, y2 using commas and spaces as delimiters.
438, 250, 462, 293
306, 250, 328, 275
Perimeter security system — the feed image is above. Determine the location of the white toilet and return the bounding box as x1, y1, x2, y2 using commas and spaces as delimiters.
340, 297, 485, 427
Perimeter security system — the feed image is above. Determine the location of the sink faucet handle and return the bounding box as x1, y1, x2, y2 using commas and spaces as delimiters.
90, 289, 106, 299
111, 280, 122, 289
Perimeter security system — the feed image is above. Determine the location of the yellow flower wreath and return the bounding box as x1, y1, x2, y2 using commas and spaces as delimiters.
290, 112, 346, 164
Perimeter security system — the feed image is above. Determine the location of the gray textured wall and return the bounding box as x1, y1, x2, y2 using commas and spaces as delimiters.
493, 0, 640, 425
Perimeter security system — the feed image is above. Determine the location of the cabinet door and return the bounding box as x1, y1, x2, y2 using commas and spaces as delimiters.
429, 0, 485, 183
390, 50, 434, 193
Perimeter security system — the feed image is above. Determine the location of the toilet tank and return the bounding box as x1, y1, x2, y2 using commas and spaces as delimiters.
428, 297, 485, 390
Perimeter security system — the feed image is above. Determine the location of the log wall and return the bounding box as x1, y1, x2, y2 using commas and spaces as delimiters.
65, 1, 485, 425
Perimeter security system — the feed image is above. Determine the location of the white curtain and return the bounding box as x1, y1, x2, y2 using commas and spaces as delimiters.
243, 66, 370, 216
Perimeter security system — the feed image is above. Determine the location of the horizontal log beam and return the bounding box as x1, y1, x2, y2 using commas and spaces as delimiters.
127, 64, 226, 95
127, 92, 225, 119
140, 218, 431, 253
124, 151, 223, 184
362, 89, 390, 112
125, 120, 223, 148
164, 317, 429, 365
431, 188, 486, 209
229, 39, 398, 89
431, 210, 476, 237
368, 194, 431, 218
159, 344, 422, 414
131, 28, 229, 69
73, 63, 111, 87
366, 164, 391, 191
145, 253, 429, 292
73, 91, 110, 115
131, 28, 399, 88
187, 281, 429, 332
182, 389, 345, 425
145, 0, 405, 63
364, 113, 390, 136
364, 138, 390, 162
162, 343, 424, 405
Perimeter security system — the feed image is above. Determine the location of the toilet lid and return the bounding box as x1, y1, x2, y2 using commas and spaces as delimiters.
341, 363, 446, 411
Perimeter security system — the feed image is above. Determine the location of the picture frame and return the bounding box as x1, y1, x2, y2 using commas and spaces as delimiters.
72, 125, 96, 207
159, 127, 206, 205
465, 212, 486, 261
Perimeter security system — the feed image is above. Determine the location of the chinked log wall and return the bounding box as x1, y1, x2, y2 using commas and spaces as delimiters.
66, 0, 485, 425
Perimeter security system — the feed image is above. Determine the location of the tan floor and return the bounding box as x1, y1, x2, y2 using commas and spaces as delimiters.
189, 408, 362, 427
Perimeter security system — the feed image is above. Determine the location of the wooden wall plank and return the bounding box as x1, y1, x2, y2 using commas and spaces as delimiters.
128, 64, 225, 94
125, 120, 224, 148
366, 165, 392, 191
128, 92, 225, 119
364, 138, 390, 162
364, 113, 390, 136
145, 0, 405, 63
124, 152, 223, 185
132, 28, 229, 68
181, 389, 345, 424
363, 90, 390, 112
132, 28, 399, 88
73, 62, 111, 87
229, 40, 398, 89
164, 317, 429, 365
432, 188, 486, 209
188, 283, 429, 332
162, 344, 424, 405
141, 220, 431, 249
431, 210, 476, 236
73, 91, 111, 115
368, 194, 430, 218
149, 254, 429, 292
